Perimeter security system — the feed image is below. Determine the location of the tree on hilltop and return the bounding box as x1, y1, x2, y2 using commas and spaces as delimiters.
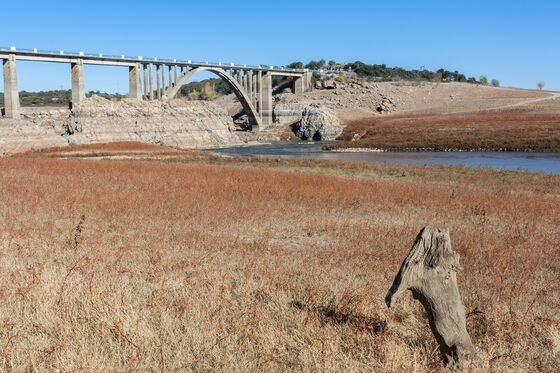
479, 76, 489, 86
491, 79, 500, 87
537, 82, 545, 90
305, 60, 326, 70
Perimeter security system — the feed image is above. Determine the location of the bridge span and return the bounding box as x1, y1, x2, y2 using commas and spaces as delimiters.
0, 47, 313, 128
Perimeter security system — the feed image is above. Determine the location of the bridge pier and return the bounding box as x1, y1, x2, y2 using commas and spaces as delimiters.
253, 73, 258, 108
129, 63, 142, 100
71, 59, 85, 105
149, 64, 154, 100
257, 71, 263, 116
2, 54, 20, 118
260, 71, 273, 127
292, 76, 305, 94
248, 71, 253, 104
143, 64, 149, 99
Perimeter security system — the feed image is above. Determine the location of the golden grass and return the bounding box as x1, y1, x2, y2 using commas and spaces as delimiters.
333, 109, 560, 152
0, 143, 558, 371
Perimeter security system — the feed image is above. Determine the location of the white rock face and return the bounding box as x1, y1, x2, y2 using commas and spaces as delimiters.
64, 96, 240, 148
0, 97, 242, 155
272, 102, 343, 141
294, 105, 343, 141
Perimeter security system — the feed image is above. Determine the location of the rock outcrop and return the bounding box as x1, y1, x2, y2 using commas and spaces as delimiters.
0, 97, 241, 155
294, 105, 343, 141
272, 103, 343, 141
64, 96, 240, 148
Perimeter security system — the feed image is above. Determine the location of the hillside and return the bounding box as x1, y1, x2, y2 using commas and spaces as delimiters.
2, 75, 560, 154
267, 75, 560, 151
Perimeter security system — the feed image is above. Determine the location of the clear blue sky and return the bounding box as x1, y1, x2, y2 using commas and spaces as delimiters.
1, 0, 559, 93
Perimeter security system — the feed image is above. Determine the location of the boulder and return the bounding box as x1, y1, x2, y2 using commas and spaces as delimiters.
293, 105, 343, 141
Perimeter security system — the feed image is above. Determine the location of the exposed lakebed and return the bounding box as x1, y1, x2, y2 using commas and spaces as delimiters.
207, 142, 560, 174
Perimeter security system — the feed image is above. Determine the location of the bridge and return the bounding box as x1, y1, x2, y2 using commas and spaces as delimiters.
0, 47, 313, 128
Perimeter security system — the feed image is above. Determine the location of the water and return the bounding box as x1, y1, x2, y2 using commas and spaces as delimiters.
207, 142, 560, 174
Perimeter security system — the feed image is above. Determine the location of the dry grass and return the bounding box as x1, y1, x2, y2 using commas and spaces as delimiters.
0, 142, 558, 371
332, 109, 560, 152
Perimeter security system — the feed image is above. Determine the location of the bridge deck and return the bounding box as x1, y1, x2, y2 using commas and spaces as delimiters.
0, 48, 305, 76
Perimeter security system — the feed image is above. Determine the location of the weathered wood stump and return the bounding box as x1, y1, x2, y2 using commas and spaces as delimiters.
385, 227, 476, 363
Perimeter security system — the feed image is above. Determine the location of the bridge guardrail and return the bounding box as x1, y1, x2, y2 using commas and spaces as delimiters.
0, 47, 316, 73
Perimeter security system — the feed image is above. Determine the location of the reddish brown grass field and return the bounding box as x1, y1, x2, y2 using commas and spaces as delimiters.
332, 109, 560, 152
0, 142, 558, 371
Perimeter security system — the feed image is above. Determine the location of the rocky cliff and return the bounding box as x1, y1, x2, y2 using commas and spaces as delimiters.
0, 97, 241, 155
64, 96, 240, 148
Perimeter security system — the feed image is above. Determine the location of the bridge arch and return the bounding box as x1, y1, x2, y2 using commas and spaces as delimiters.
164, 66, 261, 128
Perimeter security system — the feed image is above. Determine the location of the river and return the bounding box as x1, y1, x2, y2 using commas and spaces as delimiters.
207, 142, 560, 174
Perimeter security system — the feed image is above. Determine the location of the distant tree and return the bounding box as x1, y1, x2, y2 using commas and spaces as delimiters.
305, 59, 326, 70
537, 82, 545, 90
287, 61, 304, 69
479, 75, 489, 86
491, 79, 500, 87
328, 60, 337, 68
199, 82, 217, 101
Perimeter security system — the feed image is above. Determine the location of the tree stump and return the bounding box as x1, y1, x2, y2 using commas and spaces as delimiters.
385, 227, 476, 363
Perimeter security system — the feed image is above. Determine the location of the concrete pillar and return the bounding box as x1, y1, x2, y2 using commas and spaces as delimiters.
174, 65, 178, 86
253, 73, 258, 107
128, 63, 142, 100
257, 70, 262, 115
236, 72, 242, 87
247, 71, 253, 104
160, 64, 165, 97
260, 71, 273, 127
168, 65, 173, 88
293, 76, 305, 95
242, 73, 247, 94
2, 54, 20, 118
304, 71, 313, 92
156, 65, 161, 99
143, 64, 149, 99
149, 64, 154, 100
71, 59, 85, 105
159, 64, 165, 96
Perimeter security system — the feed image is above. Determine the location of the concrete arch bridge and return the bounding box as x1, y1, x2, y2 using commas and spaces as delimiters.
0, 47, 313, 128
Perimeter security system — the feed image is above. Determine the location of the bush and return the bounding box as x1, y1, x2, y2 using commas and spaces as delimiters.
287, 62, 304, 69
491, 79, 500, 87
305, 60, 326, 70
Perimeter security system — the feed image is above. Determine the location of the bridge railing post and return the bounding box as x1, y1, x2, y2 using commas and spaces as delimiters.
2, 54, 20, 118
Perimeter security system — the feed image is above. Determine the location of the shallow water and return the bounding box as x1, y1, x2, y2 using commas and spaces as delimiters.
206, 142, 560, 174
